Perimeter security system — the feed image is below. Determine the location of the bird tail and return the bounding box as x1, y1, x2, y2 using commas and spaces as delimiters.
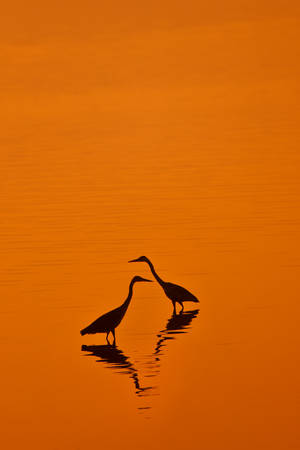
80, 327, 88, 336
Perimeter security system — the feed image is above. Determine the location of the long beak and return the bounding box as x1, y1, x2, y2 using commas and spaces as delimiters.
141, 278, 153, 282
128, 258, 140, 263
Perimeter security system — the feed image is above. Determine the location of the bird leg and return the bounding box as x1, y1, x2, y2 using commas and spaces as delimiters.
172, 301, 176, 314
112, 329, 116, 346
179, 302, 184, 312
106, 331, 110, 344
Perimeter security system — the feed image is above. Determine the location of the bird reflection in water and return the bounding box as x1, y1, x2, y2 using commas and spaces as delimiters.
139, 309, 200, 388
81, 344, 153, 397
153, 309, 200, 359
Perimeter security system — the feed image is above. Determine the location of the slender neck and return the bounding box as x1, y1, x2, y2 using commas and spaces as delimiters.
146, 259, 164, 286
123, 280, 135, 309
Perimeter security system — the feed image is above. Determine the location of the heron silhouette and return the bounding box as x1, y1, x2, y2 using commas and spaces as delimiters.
81, 344, 153, 396
80, 276, 152, 344
128, 256, 199, 312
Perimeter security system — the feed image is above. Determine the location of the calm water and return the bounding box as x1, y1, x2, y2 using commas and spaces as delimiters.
1, 3, 300, 449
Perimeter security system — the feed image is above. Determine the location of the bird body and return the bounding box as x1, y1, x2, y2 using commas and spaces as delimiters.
162, 281, 199, 304
80, 276, 152, 343
80, 304, 126, 336
129, 256, 199, 312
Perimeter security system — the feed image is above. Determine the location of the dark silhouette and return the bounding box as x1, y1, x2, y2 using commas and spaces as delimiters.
154, 309, 200, 358
80, 276, 152, 344
81, 344, 152, 396
129, 256, 199, 312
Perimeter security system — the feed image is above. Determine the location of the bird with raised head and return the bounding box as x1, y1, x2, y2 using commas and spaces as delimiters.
80, 276, 152, 344
129, 256, 199, 312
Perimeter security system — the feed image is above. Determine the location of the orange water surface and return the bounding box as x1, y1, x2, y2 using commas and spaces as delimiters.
1, 2, 300, 449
